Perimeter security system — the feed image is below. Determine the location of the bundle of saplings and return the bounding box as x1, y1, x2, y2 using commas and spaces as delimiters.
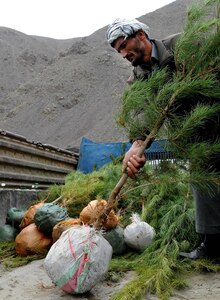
48, 163, 125, 217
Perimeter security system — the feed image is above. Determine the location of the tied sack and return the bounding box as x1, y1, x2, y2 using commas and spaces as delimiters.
0, 224, 19, 242
52, 218, 82, 243
79, 199, 120, 230
124, 213, 155, 252
34, 203, 69, 236
6, 207, 26, 228
19, 201, 44, 230
44, 225, 112, 294
15, 223, 52, 256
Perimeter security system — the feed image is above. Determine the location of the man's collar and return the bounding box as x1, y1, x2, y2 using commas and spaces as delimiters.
151, 41, 159, 61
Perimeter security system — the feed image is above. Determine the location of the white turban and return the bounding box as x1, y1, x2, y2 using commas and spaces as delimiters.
106, 18, 150, 45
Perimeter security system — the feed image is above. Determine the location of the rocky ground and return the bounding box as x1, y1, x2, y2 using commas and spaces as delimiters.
0, 259, 220, 300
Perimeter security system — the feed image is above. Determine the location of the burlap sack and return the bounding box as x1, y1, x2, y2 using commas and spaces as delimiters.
15, 223, 52, 256
79, 199, 120, 229
52, 218, 82, 243
19, 201, 44, 230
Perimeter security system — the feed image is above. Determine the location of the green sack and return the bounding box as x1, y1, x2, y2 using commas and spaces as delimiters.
34, 203, 69, 236
6, 207, 26, 228
103, 226, 127, 255
0, 224, 19, 242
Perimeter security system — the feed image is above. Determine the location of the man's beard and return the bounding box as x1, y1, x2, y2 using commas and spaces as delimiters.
131, 56, 143, 66
130, 50, 146, 67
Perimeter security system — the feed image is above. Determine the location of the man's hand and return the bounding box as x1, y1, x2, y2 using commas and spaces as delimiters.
123, 140, 146, 178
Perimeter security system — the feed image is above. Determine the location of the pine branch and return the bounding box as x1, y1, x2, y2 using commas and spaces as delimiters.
94, 84, 186, 229
95, 0, 220, 230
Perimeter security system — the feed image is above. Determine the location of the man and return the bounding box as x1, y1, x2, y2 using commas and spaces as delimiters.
106, 18, 220, 260
106, 18, 178, 179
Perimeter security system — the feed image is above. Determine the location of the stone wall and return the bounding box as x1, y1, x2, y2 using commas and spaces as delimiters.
0, 189, 44, 225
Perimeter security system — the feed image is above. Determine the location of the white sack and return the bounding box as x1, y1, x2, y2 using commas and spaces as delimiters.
124, 213, 155, 252
44, 225, 112, 294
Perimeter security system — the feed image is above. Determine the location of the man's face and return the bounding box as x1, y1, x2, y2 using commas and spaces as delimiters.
113, 32, 151, 66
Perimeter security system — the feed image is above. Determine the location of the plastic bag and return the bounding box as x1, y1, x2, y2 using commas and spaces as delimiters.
34, 203, 69, 236
124, 213, 155, 252
44, 225, 112, 294
0, 224, 19, 242
102, 226, 127, 255
6, 207, 26, 228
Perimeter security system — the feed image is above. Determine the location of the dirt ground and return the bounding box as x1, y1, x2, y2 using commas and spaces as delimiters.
0, 259, 220, 300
